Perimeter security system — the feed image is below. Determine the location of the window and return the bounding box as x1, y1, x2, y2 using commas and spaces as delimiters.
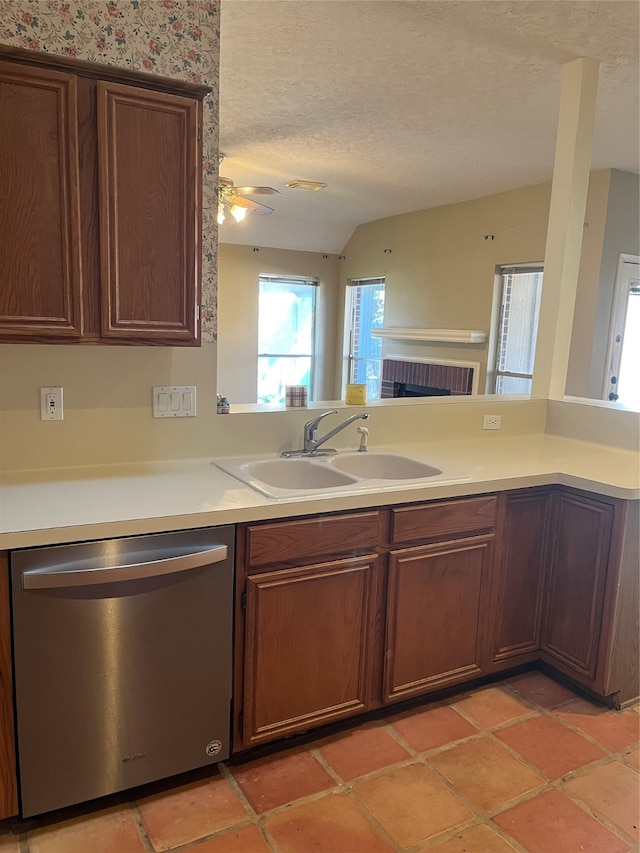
492, 265, 543, 394
257, 275, 317, 406
346, 277, 385, 400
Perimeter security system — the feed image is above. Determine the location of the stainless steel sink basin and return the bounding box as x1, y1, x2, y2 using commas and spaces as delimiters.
214, 451, 470, 500
242, 459, 358, 490
329, 453, 442, 480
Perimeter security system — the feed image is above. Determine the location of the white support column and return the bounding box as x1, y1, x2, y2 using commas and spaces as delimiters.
532, 57, 599, 400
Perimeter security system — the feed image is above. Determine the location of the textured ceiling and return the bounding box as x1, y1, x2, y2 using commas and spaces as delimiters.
219, 0, 640, 253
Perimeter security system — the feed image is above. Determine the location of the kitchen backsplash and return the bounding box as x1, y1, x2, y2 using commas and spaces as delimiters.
0, 0, 220, 342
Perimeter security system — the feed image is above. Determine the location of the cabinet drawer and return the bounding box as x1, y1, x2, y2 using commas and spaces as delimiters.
391, 496, 497, 544
244, 511, 382, 570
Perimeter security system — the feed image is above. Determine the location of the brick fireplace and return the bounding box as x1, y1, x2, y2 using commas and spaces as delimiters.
381, 357, 476, 398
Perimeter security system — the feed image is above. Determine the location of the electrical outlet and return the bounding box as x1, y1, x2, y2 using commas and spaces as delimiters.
482, 414, 501, 430
40, 387, 63, 421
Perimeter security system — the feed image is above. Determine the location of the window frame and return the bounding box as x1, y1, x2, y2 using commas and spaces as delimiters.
488, 263, 544, 395
345, 276, 386, 401
257, 274, 318, 405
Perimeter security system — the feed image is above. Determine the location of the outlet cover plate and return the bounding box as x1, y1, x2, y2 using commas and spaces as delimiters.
482, 414, 501, 430
40, 387, 63, 421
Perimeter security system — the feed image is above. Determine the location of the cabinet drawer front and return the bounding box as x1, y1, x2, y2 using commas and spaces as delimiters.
245, 512, 382, 570
391, 496, 496, 544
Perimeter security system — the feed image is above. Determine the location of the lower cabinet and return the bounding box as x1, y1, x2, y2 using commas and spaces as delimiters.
488, 489, 552, 669
241, 555, 380, 747
235, 497, 498, 751
0, 552, 18, 819
234, 510, 385, 750
541, 489, 615, 686
385, 535, 493, 701
234, 487, 636, 754
3, 487, 635, 791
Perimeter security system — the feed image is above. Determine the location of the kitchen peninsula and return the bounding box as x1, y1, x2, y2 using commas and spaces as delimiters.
2, 399, 639, 806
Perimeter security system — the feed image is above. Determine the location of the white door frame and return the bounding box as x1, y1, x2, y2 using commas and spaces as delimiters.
603, 253, 640, 401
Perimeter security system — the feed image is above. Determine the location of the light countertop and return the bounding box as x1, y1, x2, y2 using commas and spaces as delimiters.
1, 434, 638, 550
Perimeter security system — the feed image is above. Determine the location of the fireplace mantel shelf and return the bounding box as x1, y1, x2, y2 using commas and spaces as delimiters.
372, 328, 487, 344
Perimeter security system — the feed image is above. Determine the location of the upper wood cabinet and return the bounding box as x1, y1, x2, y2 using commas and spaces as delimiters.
0, 48, 208, 346
0, 62, 83, 339
97, 82, 201, 342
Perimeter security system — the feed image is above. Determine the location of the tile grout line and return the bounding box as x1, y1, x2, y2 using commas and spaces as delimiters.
399, 685, 635, 851
129, 801, 163, 853
216, 763, 280, 853
551, 776, 639, 849
346, 779, 478, 853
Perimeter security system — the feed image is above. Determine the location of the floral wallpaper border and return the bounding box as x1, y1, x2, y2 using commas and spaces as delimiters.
0, 0, 220, 342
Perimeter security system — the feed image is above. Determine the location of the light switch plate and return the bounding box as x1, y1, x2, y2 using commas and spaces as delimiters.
152, 386, 197, 418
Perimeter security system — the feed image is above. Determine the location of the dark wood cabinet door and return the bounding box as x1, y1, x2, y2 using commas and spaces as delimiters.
384, 535, 493, 702
541, 491, 614, 683
241, 555, 378, 747
97, 82, 201, 343
0, 62, 82, 339
489, 490, 551, 666
0, 553, 18, 819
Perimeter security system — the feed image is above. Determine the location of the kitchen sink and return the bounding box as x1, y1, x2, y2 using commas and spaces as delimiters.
329, 452, 442, 480
214, 451, 470, 500
241, 458, 359, 490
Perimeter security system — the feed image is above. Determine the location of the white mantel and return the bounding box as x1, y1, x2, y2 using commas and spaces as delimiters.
372, 328, 488, 344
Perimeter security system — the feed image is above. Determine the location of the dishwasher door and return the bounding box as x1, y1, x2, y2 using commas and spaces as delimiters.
11, 525, 234, 817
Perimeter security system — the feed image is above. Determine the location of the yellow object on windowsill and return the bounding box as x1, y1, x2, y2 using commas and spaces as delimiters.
345, 384, 367, 405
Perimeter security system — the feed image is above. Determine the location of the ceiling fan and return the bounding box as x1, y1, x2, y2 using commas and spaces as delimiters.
217, 155, 280, 223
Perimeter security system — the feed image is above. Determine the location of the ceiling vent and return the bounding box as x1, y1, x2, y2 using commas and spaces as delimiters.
285, 180, 327, 192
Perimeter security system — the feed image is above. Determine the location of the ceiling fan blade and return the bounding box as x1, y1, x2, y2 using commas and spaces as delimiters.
226, 194, 275, 215
232, 186, 281, 196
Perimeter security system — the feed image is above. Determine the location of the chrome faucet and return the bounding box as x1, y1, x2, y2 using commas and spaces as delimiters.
281, 410, 370, 457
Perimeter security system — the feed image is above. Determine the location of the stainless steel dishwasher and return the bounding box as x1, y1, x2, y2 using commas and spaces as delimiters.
11, 525, 234, 817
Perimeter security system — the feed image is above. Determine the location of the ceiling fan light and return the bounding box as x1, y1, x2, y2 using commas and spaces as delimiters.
217, 203, 226, 225
230, 204, 247, 223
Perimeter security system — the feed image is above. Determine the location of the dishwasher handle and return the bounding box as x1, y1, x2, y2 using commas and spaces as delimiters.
22, 544, 228, 590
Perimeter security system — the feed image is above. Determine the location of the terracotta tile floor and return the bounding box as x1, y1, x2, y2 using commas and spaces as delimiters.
1, 671, 638, 853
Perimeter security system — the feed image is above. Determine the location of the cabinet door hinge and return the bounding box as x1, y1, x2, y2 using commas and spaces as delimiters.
241, 591, 247, 611
238, 711, 244, 734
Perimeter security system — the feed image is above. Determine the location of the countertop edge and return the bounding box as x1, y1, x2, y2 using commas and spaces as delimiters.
1, 466, 637, 552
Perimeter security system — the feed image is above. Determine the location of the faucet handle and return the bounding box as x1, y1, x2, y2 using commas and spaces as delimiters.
304, 410, 338, 433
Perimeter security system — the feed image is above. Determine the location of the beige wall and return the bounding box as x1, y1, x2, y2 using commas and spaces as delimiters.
217, 245, 340, 403
337, 178, 614, 392
0, 3, 635, 473
0, 1, 223, 472
217, 173, 626, 404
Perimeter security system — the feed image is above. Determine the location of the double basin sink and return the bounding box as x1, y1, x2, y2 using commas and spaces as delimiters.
214, 451, 470, 500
